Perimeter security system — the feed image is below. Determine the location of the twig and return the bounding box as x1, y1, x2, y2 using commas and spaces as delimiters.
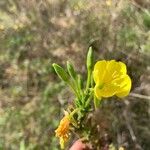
129, 93, 150, 100
123, 100, 144, 150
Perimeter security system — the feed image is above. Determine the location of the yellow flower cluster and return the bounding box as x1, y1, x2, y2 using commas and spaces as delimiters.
93, 60, 131, 99
55, 112, 70, 149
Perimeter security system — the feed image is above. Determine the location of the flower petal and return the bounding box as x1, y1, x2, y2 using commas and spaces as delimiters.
116, 75, 131, 98
94, 83, 118, 98
93, 60, 107, 83
102, 60, 127, 83
118, 61, 127, 74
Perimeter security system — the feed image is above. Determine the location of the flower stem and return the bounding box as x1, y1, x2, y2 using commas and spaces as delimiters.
86, 69, 91, 91
94, 95, 101, 109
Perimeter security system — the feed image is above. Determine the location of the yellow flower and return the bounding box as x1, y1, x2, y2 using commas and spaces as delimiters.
55, 111, 70, 149
93, 60, 131, 98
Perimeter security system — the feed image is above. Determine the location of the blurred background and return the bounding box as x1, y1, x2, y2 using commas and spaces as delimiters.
0, 0, 150, 149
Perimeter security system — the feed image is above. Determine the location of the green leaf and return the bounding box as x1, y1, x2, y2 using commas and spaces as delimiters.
67, 61, 77, 80
77, 74, 83, 90
52, 63, 70, 82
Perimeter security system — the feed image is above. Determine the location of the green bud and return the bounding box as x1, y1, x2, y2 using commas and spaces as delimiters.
52, 63, 70, 82
86, 46, 94, 70
67, 61, 76, 80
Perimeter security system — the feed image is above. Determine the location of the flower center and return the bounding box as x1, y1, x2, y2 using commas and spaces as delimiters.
98, 83, 104, 89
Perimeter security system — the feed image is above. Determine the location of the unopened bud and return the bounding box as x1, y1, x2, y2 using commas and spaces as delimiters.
86, 47, 94, 70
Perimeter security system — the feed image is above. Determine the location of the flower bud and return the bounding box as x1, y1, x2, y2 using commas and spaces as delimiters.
86, 47, 94, 70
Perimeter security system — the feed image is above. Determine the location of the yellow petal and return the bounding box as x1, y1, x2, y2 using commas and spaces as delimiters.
103, 60, 117, 83
118, 61, 127, 74
94, 83, 118, 98
103, 60, 127, 83
93, 60, 107, 83
116, 75, 131, 98
94, 85, 102, 99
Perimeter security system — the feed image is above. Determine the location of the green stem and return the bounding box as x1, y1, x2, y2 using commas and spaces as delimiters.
70, 108, 79, 117
85, 89, 94, 108
75, 80, 82, 98
69, 81, 80, 99
69, 108, 80, 128
69, 75, 83, 101
86, 70, 91, 91
94, 95, 101, 109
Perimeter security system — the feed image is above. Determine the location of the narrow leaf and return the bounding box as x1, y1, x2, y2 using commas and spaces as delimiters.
52, 63, 70, 82
67, 61, 77, 80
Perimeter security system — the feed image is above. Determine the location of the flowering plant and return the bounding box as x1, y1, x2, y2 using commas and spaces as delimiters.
53, 47, 131, 149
